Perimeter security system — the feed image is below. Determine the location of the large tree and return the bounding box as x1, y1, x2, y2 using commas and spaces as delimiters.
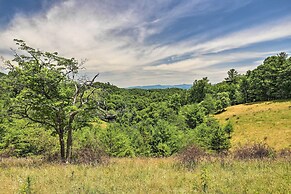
188, 77, 212, 103
3, 39, 101, 162
225, 68, 239, 83
247, 53, 291, 101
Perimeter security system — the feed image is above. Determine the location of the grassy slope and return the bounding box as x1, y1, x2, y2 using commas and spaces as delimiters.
215, 100, 291, 150
0, 158, 290, 194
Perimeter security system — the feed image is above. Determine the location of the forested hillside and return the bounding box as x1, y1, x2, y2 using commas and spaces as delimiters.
0, 41, 291, 161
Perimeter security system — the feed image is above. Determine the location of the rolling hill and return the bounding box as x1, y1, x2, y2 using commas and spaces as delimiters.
215, 100, 291, 150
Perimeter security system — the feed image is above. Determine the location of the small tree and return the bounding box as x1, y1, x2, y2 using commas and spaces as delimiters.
215, 92, 230, 113
180, 104, 206, 129
3, 39, 101, 162
195, 117, 232, 153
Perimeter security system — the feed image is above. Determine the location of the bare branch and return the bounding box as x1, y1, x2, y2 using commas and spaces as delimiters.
83, 88, 98, 106
73, 82, 79, 105
85, 73, 99, 86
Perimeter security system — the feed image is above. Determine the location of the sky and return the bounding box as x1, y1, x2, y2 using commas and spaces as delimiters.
0, 0, 291, 87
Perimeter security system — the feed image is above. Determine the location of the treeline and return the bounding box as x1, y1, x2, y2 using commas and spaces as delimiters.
0, 40, 290, 161
92, 52, 291, 157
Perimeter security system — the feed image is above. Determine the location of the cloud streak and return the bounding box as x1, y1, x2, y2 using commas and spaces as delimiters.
0, 0, 290, 87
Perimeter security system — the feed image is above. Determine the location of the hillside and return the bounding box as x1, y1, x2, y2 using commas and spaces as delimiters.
215, 100, 291, 150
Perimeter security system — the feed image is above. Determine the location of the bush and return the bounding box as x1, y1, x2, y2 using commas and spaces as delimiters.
72, 146, 109, 165
151, 120, 184, 157
233, 143, 275, 160
0, 120, 58, 157
180, 104, 206, 129
177, 145, 207, 168
278, 148, 291, 158
72, 125, 109, 164
195, 118, 232, 153
100, 124, 135, 157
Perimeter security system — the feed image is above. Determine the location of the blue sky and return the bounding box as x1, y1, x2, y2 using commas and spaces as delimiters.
1, 0, 291, 87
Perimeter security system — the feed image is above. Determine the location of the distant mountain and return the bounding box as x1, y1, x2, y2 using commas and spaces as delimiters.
128, 84, 192, 90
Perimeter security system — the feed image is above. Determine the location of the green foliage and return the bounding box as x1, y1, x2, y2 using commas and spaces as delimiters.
246, 52, 291, 101
225, 68, 239, 83
19, 176, 33, 194
98, 120, 184, 157
188, 77, 212, 103
200, 94, 216, 114
195, 118, 232, 152
200, 166, 208, 193
215, 92, 230, 112
0, 120, 57, 157
180, 104, 206, 129
151, 120, 184, 156
2, 40, 101, 162
100, 124, 135, 157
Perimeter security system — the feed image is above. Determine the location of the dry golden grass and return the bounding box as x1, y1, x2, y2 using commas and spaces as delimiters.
215, 100, 291, 150
0, 157, 290, 194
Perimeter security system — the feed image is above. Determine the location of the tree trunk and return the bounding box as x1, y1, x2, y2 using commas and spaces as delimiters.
65, 111, 78, 163
66, 127, 73, 163
58, 129, 65, 163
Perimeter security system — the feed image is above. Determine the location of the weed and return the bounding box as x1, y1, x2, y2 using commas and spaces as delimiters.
200, 166, 208, 193
278, 148, 291, 158
233, 143, 275, 160
177, 145, 206, 169
19, 176, 33, 194
72, 146, 109, 165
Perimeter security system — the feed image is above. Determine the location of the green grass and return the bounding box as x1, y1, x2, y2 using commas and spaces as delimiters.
215, 100, 291, 150
0, 157, 290, 193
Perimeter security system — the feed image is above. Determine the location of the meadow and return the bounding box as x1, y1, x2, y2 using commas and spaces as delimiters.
215, 100, 291, 150
0, 157, 290, 194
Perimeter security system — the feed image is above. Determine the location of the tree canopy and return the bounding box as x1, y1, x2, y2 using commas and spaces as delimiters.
2, 39, 101, 162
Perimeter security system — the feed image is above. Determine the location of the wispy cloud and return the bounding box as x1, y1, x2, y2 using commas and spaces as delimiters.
143, 51, 277, 72
0, 0, 290, 87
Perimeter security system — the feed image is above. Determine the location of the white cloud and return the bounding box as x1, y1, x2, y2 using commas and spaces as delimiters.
192, 17, 291, 53
0, 0, 290, 87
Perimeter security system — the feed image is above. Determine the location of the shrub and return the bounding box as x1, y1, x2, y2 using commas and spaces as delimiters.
0, 120, 58, 157
195, 118, 232, 153
151, 120, 184, 157
233, 143, 275, 160
72, 125, 109, 164
180, 104, 206, 129
72, 146, 109, 165
99, 124, 135, 157
177, 145, 207, 168
278, 148, 291, 158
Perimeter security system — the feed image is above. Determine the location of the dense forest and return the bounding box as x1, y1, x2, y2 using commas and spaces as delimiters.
0, 40, 291, 162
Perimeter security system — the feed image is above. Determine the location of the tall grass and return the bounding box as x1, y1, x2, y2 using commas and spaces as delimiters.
0, 157, 290, 193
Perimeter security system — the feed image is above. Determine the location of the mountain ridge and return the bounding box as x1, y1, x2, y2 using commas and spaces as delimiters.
127, 84, 192, 90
